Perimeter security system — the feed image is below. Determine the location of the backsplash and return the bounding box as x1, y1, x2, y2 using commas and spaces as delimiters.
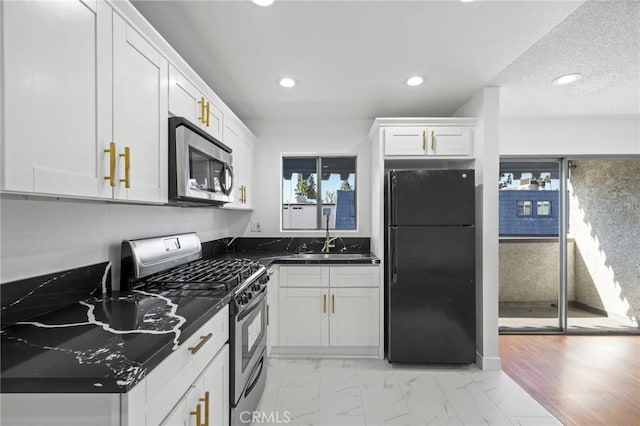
1, 261, 111, 329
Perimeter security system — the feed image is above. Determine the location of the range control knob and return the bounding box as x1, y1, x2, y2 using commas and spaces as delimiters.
242, 295, 249, 304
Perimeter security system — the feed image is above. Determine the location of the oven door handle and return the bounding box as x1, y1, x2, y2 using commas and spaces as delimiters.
244, 356, 264, 398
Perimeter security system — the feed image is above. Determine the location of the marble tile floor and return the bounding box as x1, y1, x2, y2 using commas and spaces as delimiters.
251, 357, 559, 426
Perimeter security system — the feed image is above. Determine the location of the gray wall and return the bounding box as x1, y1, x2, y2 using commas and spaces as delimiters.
569, 160, 640, 323
499, 239, 575, 303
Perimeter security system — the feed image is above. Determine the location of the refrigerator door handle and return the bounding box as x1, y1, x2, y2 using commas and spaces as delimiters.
387, 170, 396, 226
388, 227, 398, 285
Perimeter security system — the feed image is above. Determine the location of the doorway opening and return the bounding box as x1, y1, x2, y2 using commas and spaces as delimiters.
498, 158, 639, 334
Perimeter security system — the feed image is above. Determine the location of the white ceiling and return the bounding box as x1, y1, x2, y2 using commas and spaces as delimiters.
493, 0, 640, 118
131, 0, 637, 121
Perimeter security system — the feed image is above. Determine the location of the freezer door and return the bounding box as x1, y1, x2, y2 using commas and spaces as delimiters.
388, 169, 475, 226
387, 225, 476, 364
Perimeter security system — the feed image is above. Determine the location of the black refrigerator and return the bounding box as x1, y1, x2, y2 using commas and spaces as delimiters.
385, 169, 476, 364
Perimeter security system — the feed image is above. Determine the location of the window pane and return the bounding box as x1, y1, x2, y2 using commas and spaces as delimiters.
282, 156, 357, 231
517, 200, 532, 216
537, 200, 551, 216
320, 157, 356, 230
282, 157, 318, 230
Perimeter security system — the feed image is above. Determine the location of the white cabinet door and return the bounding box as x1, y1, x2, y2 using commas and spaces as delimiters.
2, 0, 112, 198
168, 65, 201, 125
383, 127, 427, 156
161, 387, 194, 426
329, 287, 379, 347
112, 14, 168, 203
429, 126, 473, 156
202, 344, 229, 426
168, 65, 224, 142
237, 135, 254, 209
266, 266, 279, 355
278, 287, 329, 346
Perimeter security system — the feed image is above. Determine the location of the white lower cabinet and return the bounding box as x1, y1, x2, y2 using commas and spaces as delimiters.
0, 306, 229, 426
159, 345, 229, 426
274, 265, 380, 355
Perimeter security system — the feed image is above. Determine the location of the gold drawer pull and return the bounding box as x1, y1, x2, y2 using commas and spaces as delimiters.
199, 391, 210, 426
191, 403, 203, 426
422, 130, 426, 151
431, 130, 435, 151
332, 294, 335, 313
188, 333, 212, 354
119, 146, 130, 188
323, 294, 327, 313
104, 142, 116, 187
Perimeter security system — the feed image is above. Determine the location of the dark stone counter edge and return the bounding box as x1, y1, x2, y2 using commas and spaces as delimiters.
219, 252, 381, 267
0, 295, 231, 394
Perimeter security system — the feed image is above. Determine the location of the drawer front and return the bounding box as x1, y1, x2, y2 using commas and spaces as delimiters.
330, 265, 380, 288
145, 305, 229, 422
280, 266, 329, 287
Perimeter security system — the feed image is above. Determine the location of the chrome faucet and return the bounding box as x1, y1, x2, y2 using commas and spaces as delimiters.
321, 211, 336, 253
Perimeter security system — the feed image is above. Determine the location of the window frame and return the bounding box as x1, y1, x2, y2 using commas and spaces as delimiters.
517, 200, 532, 217
280, 154, 358, 232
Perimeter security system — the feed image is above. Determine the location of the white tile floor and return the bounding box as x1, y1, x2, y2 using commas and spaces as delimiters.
251, 357, 560, 426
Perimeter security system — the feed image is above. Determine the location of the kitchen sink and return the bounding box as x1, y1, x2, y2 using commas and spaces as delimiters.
288, 253, 368, 260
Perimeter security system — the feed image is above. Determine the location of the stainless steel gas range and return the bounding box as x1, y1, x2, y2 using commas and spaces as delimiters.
120, 233, 268, 426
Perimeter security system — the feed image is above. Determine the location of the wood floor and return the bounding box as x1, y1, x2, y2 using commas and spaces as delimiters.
499, 335, 640, 426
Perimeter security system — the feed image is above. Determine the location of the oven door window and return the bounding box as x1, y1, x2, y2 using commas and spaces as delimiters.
241, 299, 266, 372
189, 147, 227, 194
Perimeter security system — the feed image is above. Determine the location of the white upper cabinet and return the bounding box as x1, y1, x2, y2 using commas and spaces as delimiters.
112, 13, 168, 203
222, 120, 255, 210
429, 126, 473, 156
384, 127, 429, 156
168, 65, 223, 141
383, 124, 474, 158
2, 0, 112, 198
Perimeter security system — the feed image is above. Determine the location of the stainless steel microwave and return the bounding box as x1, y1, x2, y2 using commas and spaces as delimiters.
168, 117, 234, 206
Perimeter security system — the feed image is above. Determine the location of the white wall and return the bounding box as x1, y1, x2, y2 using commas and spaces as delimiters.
231, 119, 373, 238
0, 196, 232, 287
454, 87, 501, 371
500, 116, 640, 156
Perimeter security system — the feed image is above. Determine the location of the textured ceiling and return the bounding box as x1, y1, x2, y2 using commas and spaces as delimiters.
132, 0, 583, 121
493, 0, 640, 118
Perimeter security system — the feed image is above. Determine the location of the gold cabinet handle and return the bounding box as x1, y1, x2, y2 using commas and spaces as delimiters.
422, 130, 426, 151
332, 294, 335, 314
104, 142, 116, 187
119, 146, 130, 188
199, 391, 210, 426
188, 333, 212, 354
431, 130, 435, 151
198, 96, 206, 124
323, 294, 327, 313
243, 185, 247, 203
191, 403, 203, 426
205, 101, 211, 127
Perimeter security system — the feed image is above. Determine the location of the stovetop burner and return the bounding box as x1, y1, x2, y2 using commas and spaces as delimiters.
139, 257, 263, 297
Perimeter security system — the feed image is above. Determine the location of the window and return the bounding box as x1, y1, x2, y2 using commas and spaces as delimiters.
517, 200, 532, 216
537, 200, 552, 216
282, 156, 356, 230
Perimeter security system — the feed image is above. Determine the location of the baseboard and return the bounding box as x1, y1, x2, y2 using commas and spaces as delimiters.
476, 352, 501, 370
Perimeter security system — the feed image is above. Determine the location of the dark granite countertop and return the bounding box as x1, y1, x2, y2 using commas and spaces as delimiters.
1, 290, 230, 393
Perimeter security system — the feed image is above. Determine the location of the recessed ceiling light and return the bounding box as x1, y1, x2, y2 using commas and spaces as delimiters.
252, 0, 274, 6
460, 0, 474, 3
278, 77, 297, 88
552, 73, 583, 86
405, 75, 424, 87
